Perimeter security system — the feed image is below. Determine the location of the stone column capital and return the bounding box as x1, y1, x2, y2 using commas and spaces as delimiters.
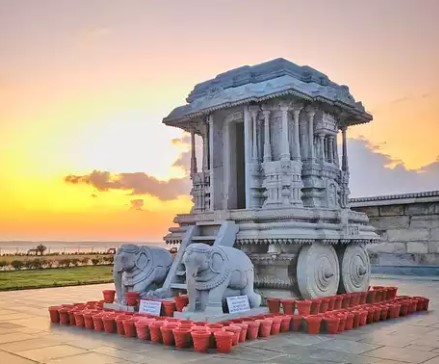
262, 109, 271, 118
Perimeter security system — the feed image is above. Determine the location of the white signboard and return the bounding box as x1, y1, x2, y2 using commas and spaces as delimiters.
226, 295, 250, 314
138, 299, 162, 316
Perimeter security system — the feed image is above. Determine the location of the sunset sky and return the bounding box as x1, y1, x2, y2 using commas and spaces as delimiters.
1, 0, 438, 242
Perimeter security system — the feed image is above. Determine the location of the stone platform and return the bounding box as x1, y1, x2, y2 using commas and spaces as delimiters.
0, 278, 438, 364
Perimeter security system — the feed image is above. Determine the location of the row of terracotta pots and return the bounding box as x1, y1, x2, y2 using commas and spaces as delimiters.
266, 286, 400, 315
101, 290, 189, 314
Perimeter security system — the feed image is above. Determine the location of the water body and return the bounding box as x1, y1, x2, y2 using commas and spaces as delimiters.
0, 241, 164, 255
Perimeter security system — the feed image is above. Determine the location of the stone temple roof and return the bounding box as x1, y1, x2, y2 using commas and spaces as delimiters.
163, 58, 372, 126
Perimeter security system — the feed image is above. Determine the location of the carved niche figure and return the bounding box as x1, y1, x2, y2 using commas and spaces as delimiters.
113, 244, 173, 305
182, 243, 261, 314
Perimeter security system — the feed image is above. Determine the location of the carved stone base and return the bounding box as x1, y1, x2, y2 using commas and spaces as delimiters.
103, 303, 136, 312
173, 307, 269, 323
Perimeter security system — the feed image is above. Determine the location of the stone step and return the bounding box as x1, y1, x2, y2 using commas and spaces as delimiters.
192, 236, 216, 241
195, 221, 221, 226
170, 283, 187, 290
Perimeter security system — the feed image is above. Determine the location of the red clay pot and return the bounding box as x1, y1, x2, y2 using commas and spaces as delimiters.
400, 301, 409, 316
351, 310, 360, 328
380, 306, 389, 320
83, 312, 94, 330
150, 321, 165, 343
125, 291, 140, 307
191, 330, 211, 353
246, 321, 260, 340
214, 330, 234, 354
352, 293, 361, 307
358, 310, 368, 326
224, 325, 241, 346
334, 296, 343, 310
341, 294, 351, 309
266, 298, 281, 313
162, 301, 177, 317
135, 319, 151, 340
327, 296, 336, 311
389, 287, 398, 300
178, 319, 193, 329
423, 298, 430, 311
280, 315, 292, 333
320, 298, 330, 313
280, 299, 296, 314
58, 308, 70, 325
161, 323, 178, 345
323, 316, 339, 334
305, 315, 322, 334
310, 299, 321, 314
237, 323, 248, 343
389, 304, 400, 319
271, 316, 282, 335
175, 295, 189, 312
102, 290, 116, 304
337, 314, 347, 332
74, 311, 85, 328
92, 313, 104, 332
48, 306, 62, 324
122, 318, 136, 338
102, 315, 116, 333
290, 315, 303, 332
372, 307, 381, 322
367, 290, 377, 304
366, 308, 374, 324
408, 300, 417, 314
258, 319, 273, 337
116, 315, 130, 335
173, 327, 192, 349
345, 313, 354, 330
296, 300, 312, 315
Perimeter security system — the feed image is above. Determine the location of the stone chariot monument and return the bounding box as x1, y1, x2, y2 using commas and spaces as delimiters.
161, 58, 379, 301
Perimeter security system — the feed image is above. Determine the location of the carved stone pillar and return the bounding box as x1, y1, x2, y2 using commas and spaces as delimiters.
190, 131, 197, 177
307, 110, 315, 160
280, 105, 291, 161
263, 109, 272, 162
292, 108, 301, 160
208, 114, 214, 210
328, 136, 333, 163
318, 134, 325, 163
251, 109, 259, 163
244, 107, 252, 208
340, 126, 350, 208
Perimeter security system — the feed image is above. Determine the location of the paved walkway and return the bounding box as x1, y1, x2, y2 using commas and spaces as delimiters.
0, 278, 438, 364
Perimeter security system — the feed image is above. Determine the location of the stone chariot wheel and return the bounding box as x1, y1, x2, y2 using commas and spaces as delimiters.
338, 244, 371, 293
296, 242, 340, 299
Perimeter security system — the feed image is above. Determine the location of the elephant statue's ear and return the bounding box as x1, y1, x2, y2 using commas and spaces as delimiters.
136, 252, 150, 270
209, 249, 225, 274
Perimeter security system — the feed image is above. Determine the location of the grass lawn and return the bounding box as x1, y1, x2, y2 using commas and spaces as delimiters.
0, 266, 113, 291
0, 254, 112, 263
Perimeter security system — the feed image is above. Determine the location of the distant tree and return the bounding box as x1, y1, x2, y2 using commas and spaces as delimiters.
35, 244, 47, 256
0, 260, 7, 270
58, 259, 71, 268
91, 258, 100, 266
39, 259, 48, 268
71, 258, 80, 267
11, 260, 24, 270
81, 258, 90, 266
46, 260, 55, 268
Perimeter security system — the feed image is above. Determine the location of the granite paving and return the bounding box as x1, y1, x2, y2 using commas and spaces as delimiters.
0, 277, 437, 363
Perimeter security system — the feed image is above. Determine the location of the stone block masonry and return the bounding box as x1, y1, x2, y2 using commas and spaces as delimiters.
351, 191, 439, 266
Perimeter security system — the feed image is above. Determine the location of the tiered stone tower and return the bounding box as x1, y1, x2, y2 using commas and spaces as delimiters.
160, 58, 379, 300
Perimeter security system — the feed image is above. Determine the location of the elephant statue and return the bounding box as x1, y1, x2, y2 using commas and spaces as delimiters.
182, 243, 261, 314
113, 244, 173, 305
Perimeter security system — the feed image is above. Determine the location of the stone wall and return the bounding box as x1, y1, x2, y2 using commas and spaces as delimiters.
350, 191, 439, 266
